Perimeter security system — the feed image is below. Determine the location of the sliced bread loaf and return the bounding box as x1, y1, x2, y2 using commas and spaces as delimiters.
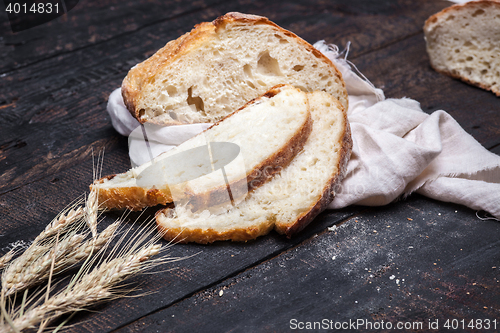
156, 90, 352, 243
424, 0, 500, 96
92, 85, 312, 211
122, 12, 348, 125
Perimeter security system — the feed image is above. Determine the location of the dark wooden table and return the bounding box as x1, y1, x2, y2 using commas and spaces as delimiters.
1, 0, 499, 332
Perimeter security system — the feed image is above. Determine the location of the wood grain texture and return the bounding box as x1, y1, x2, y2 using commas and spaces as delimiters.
0, 0, 229, 73
0, 0, 498, 332
118, 196, 500, 333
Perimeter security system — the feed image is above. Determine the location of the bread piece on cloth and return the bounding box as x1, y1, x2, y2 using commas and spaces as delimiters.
424, 0, 500, 96
92, 84, 312, 211
122, 12, 348, 125
156, 91, 352, 243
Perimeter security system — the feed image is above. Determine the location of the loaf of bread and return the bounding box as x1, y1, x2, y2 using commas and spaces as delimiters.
424, 0, 500, 96
156, 90, 352, 243
122, 12, 348, 125
92, 85, 312, 211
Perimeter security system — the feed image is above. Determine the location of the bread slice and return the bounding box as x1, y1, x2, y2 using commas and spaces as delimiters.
93, 85, 312, 211
424, 0, 500, 96
156, 91, 352, 243
122, 12, 348, 125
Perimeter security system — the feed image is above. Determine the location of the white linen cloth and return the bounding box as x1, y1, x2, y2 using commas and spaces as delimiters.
107, 41, 500, 219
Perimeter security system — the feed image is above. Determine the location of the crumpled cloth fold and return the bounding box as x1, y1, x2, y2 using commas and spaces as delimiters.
107, 40, 500, 218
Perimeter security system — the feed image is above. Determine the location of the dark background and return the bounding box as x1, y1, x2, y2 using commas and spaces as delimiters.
1, 0, 499, 332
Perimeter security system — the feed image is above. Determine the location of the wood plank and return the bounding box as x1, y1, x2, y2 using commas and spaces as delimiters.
260, 0, 450, 59
0, 145, 129, 246
0, 0, 227, 73
117, 195, 500, 332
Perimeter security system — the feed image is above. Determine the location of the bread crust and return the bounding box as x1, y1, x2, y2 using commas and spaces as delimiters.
94, 85, 312, 211
424, 0, 500, 29
274, 97, 352, 237
156, 211, 275, 244
121, 12, 348, 123
424, 0, 500, 97
430, 65, 500, 97
92, 175, 173, 211
121, 25, 211, 123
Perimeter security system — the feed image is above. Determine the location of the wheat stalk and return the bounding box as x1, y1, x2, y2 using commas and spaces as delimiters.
0, 250, 17, 272
3, 243, 162, 332
2, 234, 84, 297
0, 151, 182, 332
1, 219, 122, 298
55, 221, 121, 272
84, 189, 99, 240
1, 175, 110, 297
32, 206, 84, 246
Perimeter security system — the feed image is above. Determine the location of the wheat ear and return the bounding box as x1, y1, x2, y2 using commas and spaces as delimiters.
2, 234, 85, 297
1, 204, 88, 297
84, 189, 98, 240
1, 220, 120, 298
32, 206, 84, 246
1, 243, 51, 299
7, 244, 161, 332
0, 250, 17, 272
0, 204, 85, 282
85, 149, 106, 240
54, 221, 120, 272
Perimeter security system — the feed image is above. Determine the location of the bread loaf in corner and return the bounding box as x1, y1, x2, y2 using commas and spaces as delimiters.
424, 0, 500, 96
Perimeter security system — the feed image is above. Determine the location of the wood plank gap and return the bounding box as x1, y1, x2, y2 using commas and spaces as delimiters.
488, 142, 500, 152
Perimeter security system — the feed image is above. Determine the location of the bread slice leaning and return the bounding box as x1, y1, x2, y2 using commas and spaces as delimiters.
424, 0, 500, 96
122, 12, 348, 125
92, 84, 312, 211
156, 91, 352, 243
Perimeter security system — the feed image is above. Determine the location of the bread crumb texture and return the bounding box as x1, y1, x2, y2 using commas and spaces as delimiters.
424, 0, 500, 96
156, 91, 352, 243
93, 85, 312, 211
122, 12, 347, 124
